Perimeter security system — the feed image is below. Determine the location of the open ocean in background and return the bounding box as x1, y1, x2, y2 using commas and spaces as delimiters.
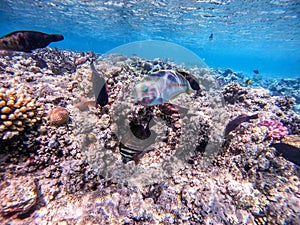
0, 0, 300, 77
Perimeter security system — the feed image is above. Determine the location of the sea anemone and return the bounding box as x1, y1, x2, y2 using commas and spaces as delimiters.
258, 119, 289, 140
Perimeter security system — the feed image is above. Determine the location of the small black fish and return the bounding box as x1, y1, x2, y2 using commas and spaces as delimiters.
253, 70, 259, 74
0, 30, 64, 53
91, 62, 109, 107
129, 116, 153, 140
224, 114, 259, 136
209, 33, 213, 41
271, 143, 300, 166
120, 117, 156, 163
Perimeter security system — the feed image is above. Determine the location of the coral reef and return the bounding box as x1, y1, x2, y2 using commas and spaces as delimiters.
275, 95, 296, 111
216, 69, 300, 114
0, 48, 299, 225
222, 82, 248, 104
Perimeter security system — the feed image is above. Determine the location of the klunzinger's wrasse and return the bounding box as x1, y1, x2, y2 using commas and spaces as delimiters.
133, 70, 200, 106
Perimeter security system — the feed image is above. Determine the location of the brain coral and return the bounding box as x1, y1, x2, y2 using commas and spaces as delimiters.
0, 87, 43, 140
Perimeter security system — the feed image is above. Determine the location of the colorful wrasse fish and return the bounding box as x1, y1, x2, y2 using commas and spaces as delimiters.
91, 62, 109, 107
0, 30, 64, 53
133, 70, 200, 106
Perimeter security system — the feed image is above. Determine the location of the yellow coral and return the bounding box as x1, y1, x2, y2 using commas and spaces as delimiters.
0, 86, 43, 140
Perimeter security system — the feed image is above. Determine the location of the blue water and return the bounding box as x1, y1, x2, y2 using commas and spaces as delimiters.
1, 0, 300, 78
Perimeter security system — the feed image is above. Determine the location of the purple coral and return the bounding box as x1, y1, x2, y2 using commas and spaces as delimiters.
258, 120, 289, 140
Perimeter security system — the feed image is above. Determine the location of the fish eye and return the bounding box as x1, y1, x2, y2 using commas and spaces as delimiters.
142, 86, 148, 92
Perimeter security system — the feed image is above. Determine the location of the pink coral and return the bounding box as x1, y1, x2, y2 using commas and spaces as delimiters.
258, 120, 289, 140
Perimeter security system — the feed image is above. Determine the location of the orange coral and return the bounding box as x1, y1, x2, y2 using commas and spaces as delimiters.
48, 106, 69, 126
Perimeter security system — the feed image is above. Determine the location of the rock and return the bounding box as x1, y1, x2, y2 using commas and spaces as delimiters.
48, 106, 70, 126
282, 134, 300, 148
0, 176, 38, 218
98, 114, 110, 129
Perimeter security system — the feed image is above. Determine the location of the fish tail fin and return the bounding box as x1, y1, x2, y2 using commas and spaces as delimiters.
249, 114, 259, 120
91, 61, 109, 107
97, 85, 109, 106
176, 70, 200, 91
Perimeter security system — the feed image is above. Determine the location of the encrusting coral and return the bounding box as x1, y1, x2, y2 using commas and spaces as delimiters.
258, 119, 289, 140
0, 86, 43, 140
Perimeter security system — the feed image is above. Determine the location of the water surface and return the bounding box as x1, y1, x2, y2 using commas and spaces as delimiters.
1, 0, 300, 77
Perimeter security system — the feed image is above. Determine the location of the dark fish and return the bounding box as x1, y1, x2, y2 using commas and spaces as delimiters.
253, 70, 259, 74
129, 116, 152, 140
271, 143, 300, 166
120, 117, 156, 163
245, 79, 252, 86
224, 114, 259, 136
0, 30, 64, 53
209, 33, 213, 41
91, 62, 109, 107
